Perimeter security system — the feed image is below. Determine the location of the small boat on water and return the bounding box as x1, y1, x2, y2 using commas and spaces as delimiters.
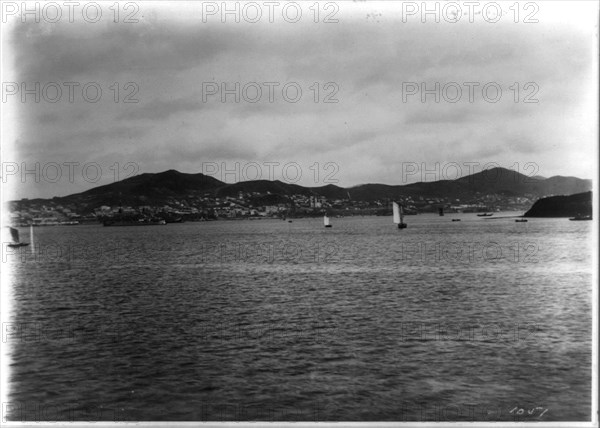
393, 202, 407, 229
452, 219, 461, 222
569, 214, 592, 221
324, 215, 332, 228
6, 226, 30, 247
515, 219, 528, 222
477, 213, 493, 217
438, 207, 444, 216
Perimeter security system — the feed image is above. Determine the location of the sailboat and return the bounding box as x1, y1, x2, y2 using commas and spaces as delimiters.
6, 226, 30, 248
324, 215, 332, 228
393, 202, 407, 229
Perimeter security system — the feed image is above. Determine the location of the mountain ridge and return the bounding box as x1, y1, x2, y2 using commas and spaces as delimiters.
8, 167, 592, 215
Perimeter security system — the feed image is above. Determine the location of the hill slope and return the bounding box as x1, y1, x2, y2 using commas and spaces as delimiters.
9, 167, 592, 213
524, 191, 593, 217
57, 169, 225, 207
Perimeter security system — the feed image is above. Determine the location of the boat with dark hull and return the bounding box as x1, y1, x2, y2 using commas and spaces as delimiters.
5, 226, 31, 247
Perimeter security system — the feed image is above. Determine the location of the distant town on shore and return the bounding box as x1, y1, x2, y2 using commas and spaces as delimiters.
5, 167, 592, 227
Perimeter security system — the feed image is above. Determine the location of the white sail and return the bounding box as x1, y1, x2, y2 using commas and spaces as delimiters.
30, 225, 34, 253
324, 215, 330, 226
392, 202, 400, 224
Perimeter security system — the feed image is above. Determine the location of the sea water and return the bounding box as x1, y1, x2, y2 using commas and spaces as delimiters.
2, 214, 593, 421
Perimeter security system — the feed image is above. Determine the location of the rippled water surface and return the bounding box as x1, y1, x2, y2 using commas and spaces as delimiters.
4, 214, 593, 421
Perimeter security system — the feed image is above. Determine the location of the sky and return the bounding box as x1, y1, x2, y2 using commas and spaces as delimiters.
1, 0, 598, 200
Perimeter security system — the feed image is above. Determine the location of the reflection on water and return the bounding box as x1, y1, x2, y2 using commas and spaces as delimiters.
3, 214, 593, 421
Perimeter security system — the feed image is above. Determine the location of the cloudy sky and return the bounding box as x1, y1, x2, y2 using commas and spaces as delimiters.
2, 1, 598, 200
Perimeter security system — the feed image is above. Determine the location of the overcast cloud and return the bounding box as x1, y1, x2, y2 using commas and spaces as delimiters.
2, 1, 597, 199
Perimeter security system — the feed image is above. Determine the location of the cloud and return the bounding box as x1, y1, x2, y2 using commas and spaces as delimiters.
4, 2, 596, 199
121, 96, 207, 121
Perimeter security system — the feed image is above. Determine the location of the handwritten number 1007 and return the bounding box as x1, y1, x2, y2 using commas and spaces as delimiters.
509, 406, 548, 418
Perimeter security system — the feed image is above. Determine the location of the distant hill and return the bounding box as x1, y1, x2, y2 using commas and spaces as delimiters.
9, 167, 592, 212
214, 180, 317, 198
52, 169, 225, 208
345, 168, 590, 201
524, 191, 592, 217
